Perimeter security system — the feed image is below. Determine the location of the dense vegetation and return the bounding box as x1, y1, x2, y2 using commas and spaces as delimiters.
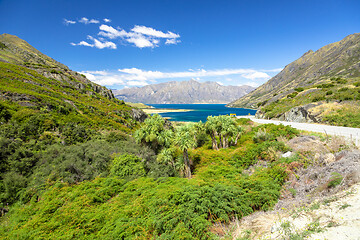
0, 111, 300, 239
0, 33, 303, 238
259, 76, 360, 127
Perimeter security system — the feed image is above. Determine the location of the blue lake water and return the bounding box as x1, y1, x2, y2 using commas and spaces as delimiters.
148, 104, 257, 122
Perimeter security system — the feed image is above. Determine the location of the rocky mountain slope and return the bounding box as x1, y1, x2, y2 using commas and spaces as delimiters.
228, 33, 360, 109
113, 79, 255, 104
0, 33, 146, 130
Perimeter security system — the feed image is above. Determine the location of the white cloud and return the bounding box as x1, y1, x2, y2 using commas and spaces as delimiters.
126, 36, 155, 48
64, 19, 76, 25
131, 25, 180, 39
243, 82, 260, 88
217, 81, 224, 85
241, 72, 271, 80
126, 80, 149, 86
99, 24, 128, 39
71, 36, 116, 49
116, 68, 274, 81
103, 18, 111, 23
79, 17, 99, 24
80, 67, 280, 88
98, 24, 180, 48
165, 38, 181, 45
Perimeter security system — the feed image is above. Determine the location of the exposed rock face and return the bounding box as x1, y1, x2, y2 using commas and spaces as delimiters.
112, 80, 255, 104
130, 109, 148, 122
228, 33, 360, 109
256, 102, 322, 123
280, 104, 320, 123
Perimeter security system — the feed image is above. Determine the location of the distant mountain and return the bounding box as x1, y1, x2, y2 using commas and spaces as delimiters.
113, 80, 255, 104
228, 33, 360, 109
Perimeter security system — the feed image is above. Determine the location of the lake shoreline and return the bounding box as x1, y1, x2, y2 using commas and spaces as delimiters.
142, 108, 193, 114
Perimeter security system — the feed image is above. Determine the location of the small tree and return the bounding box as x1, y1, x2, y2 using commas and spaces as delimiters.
134, 114, 174, 153
205, 115, 242, 149
174, 125, 197, 178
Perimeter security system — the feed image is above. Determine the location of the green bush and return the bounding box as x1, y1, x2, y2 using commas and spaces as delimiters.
110, 154, 146, 179
287, 92, 298, 98
328, 172, 343, 188
326, 90, 333, 95
294, 87, 304, 92
312, 96, 326, 102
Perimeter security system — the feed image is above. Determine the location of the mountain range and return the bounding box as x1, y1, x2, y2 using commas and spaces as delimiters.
112, 80, 255, 104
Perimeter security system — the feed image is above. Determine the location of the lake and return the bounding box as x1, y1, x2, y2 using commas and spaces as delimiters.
148, 104, 257, 122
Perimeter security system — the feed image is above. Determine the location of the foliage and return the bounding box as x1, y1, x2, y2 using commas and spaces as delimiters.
205, 115, 243, 150
287, 92, 298, 98
327, 172, 343, 188
110, 154, 146, 179
134, 114, 174, 152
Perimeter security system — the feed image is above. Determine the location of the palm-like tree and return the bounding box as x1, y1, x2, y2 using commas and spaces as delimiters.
134, 114, 174, 152
205, 116, 219, 150
174, 125, 197, 178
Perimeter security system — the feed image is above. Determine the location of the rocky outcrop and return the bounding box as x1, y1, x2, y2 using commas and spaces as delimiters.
256, 103, 322, 123
130, 109, 148, 122
280, 104, 320, 123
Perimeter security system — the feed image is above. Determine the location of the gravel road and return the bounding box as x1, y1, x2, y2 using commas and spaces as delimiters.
238, 116, 360, 146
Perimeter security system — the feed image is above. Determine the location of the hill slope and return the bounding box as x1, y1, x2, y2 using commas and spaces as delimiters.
228, 33, 360, 127
113, 79, 255, 104
228, 33, 360, 109
0, 33, 146, 130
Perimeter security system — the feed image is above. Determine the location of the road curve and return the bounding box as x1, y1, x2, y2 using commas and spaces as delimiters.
238, 116, 360, 146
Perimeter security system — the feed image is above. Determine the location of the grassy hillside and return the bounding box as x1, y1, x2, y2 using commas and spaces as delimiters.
258, 76, 360, 127
228, 33, 360, 109
0, 61, 139, 131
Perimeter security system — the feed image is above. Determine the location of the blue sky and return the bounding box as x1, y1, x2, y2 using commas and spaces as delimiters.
0, 0, 359, 89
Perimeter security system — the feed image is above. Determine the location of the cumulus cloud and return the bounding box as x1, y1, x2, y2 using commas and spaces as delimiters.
79, 17, 99, 24
66, 17, 180, 49
64, 19, 76, 25
131, 25, 180, 39
98, 24, 180, 48
71, 36, 116, 49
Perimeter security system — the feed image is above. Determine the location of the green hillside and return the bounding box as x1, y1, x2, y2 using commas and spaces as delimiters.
228, 33, 360, 127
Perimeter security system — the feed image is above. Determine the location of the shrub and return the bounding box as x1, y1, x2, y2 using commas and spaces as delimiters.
287, 92, 298, 98
253, 129, 272, 143
354, 82, 360, 87
326, 90, 333, 95
339, 87, 349, 92
316, 83, 334, 89
110, 154, 146, 179
328, 172, 343, 188
294, 87, 304, 92
312, 96, 325, 102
